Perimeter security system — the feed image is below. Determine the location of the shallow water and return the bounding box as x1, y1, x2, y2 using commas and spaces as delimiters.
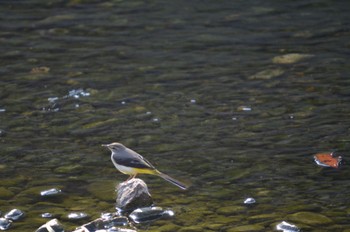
1, 0, 350, 231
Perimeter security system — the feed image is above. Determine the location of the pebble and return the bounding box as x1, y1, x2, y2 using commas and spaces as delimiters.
4, 209, 24, 221
30, 66, 50, 74
276, 221, 300, 232
48, 97, 59, 103
237, 106, 252, 111
41, 213, 53, 218
67, 212, 89, 220
0, 218, 11, 230
40, 188, 62, 196
243, 197, 256, 205
129, 207, 174, 224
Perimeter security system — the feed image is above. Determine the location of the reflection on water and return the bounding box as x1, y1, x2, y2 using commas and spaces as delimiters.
1, 0, 350, 231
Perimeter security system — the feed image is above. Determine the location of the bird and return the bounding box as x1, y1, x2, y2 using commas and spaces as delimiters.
102, 142, 188, 190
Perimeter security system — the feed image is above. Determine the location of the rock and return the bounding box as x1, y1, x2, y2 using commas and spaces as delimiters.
248, 68, 285, 80
101, 228, 136, 232
40, 188, 62, 196
287, 211, 332, 225
87, 180, 116, 201
216, 206, 245, 215
0, 218, 11, 230
35, 219, 64, 232
116, 178, 153, 212
67, 212, 89, 220
276, 221, 300, 232
4, 209, 24, 221
72, 214, 130, 232
237, 106, 252, 112
243, 198, 256, 205
0, 187, 14, 199
227, 224, 265, 231
129, 206, 174, 224
54, 164, 83, 174
178, 225, 205, 232
272, 53, 314, 64
41, 213, 53, 218
30, 66, 50, 74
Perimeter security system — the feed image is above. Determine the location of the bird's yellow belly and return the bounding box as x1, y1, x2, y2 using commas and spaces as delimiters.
114, 163, 156, 175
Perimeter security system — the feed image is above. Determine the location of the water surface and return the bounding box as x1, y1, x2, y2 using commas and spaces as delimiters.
1, 0, 350, 231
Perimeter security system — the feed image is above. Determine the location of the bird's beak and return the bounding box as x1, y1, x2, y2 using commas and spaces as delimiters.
101, 144, 109, 147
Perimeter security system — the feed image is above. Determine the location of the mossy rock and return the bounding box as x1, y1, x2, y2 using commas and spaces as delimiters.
178, 225, 205, 232
1, 176, 28, 187
54, 164, 83, 174
87, 180, 116, 201
287, 211, 333, 225
0, 187, 15, 199
227, 224, 265, 232
272, 53, 314, 64
248, 68, 284, 80
157, 223, 181, 232
216, 206, 246, 215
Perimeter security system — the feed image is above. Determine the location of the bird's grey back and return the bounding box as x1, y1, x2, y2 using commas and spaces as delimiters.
112, 147, 155, 170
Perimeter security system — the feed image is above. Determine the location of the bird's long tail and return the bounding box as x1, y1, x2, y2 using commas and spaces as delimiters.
157, 171, 188, 190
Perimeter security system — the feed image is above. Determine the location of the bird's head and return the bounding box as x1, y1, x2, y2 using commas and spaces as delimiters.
102, 142, 126, 152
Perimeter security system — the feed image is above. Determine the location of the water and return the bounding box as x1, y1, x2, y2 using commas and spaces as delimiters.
1, 0, 350, 231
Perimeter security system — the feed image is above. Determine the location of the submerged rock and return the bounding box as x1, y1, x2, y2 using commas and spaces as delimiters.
0, 218, 11, 230
73, 214, 130, 232
129, 206, 174, 224
4, 209, 24, 221
116, 178, 153, 212
287, 211, 332, 225
30, 66, 50, 74
272, 53, 314, 64
248, 68, 285, 80
35, 219, 64, 232
227, 224, 265, 231
0, 187, 15, 199
89, 228, 136, 232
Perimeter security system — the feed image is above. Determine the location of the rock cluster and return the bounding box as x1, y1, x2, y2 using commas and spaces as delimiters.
0, 209, 25, 230
35, 178, 175, 232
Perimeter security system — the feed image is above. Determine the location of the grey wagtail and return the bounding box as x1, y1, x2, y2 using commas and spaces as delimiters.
102, 142, 188, 190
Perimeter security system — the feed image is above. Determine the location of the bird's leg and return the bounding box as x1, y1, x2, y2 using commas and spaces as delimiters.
126, 174, 137, 181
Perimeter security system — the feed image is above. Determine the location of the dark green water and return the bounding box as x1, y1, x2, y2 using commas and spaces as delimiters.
1, 0, 350, 231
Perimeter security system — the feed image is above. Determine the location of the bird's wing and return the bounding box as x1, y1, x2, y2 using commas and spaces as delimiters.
114, 148, 156, 170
